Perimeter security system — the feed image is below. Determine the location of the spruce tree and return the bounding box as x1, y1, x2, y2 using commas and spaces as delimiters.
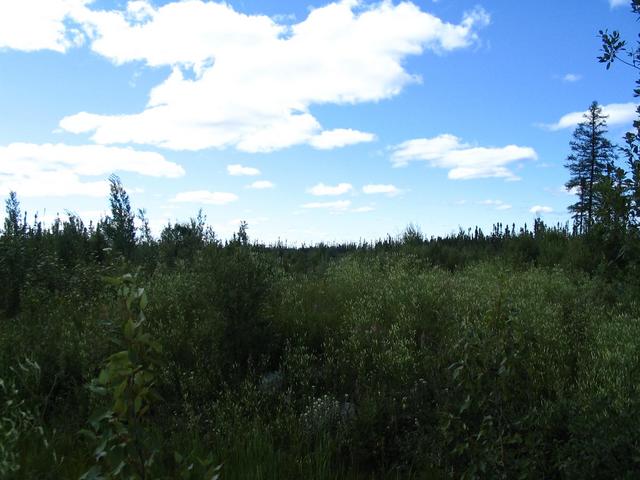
625, 135, 640, 226
104, 175, 136, 259
3, 191, 22, 237
599, 0, 640, 229
564, 101, 616, 234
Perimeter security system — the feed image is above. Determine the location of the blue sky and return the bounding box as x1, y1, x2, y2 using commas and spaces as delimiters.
0, 0, 638, 244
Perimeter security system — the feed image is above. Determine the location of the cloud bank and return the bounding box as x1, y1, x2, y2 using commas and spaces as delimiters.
14, 0, 490, 152
391, 134, 537, 180
0, 0, 88, 52
0, 142, 184, 197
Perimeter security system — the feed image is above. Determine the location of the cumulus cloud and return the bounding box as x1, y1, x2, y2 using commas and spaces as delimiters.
55, 0, 489, 152
247, 180, 274, 189
1, 173, 109, 199
309, 129, 376, 150
543, 102, 638, 131
0, 0, 88, 52
391, 134, 537, 180
609, 0, 628, 7
227, 164, 260, 176
530, 205, 553, 214
308, 182, 353, 196
0, 142, 184, 197
171, 190, 238, 205
301, 200, 351, 211
362, 184, 401, 196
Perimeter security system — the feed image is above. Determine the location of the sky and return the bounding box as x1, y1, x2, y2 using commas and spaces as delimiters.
0, 0, 639, 244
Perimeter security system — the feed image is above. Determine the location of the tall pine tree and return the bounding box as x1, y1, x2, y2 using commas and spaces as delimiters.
599, 0, 640, 229
3, 191, 22, 237
565, 101, 616, 234
104, 175, 136, 259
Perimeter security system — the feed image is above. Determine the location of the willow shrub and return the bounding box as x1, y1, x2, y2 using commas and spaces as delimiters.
3, 249, 640, 477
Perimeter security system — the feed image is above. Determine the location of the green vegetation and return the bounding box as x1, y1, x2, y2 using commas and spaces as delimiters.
1, 180, 640, 478
2, 3, 640, 478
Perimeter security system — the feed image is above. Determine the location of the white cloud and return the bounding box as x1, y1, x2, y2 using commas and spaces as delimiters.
57, 1, 489, 152
308, 182, 353, 196
301, 200, 351, 211
543, 102, 638, 131
562, 73, 581, 83
0, 0, 88, 52
309, 128, 375, 150
171, 190, 238, 205
478, 199, 511, 210
227, 164, 261, 176
0, 142, 184, 198
530, 205, 553, 214
1, 174, 108, 199
247, 180, 274, 189
362, 183, 401, 196
610, 0, 628, 8
391, 134, 537, 180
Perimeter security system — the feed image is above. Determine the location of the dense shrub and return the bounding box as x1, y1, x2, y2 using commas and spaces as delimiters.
2, 203, 640, 478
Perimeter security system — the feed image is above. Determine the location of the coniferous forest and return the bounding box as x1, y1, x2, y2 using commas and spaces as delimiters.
3, 3, 640, 480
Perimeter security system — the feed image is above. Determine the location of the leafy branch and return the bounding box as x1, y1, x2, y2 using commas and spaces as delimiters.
81, 273, 163, 480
